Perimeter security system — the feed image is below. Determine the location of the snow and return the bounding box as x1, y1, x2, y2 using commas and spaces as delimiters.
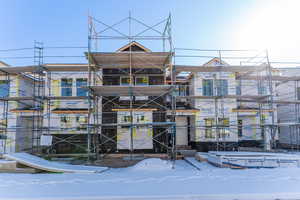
209, 151, 300, 158
4, 153, 108, 173
0, 158, 300, 199
130, 158, 173, 171
207, 151, 300, 168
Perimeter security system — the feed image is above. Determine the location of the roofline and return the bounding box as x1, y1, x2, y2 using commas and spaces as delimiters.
0, 61, 10, 67
116, 41, 152, 52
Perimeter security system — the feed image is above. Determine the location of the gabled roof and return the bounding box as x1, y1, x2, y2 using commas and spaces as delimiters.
203, 57, 229, 66
117, 41, 151, 52
0, 61, 10, 67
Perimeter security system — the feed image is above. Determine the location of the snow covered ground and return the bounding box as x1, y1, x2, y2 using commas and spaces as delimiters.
0, 158, 300, 200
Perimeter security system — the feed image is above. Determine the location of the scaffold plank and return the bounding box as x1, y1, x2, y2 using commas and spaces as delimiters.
87, 52, 171, 68
87, 85, 173, 96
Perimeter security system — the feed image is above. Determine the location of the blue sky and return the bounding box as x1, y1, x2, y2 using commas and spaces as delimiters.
0, 0, 299, 66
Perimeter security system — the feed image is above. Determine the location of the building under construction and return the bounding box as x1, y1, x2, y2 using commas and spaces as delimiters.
0, 15, 300, 160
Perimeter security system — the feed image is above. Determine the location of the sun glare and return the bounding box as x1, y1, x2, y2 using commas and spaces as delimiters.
237, 0, 300, 55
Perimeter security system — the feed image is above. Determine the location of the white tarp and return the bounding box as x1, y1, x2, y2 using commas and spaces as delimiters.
40, 135, 53, 146
4, 153, 108, 173
117, 111, 153, 150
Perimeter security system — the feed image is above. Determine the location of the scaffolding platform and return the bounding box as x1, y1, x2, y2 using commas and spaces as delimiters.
88, 85, 173, 96
87, 52, 171, 69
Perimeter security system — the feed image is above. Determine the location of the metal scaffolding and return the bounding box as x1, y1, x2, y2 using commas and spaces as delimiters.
1, 14, 300, 160
173, 48, 277, 151
86, 13, 176, 160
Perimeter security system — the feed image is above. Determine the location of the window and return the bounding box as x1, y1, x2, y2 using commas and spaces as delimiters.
175, 85, 187, 96
60, 116, 72, 129
216, 79, 228, 96
203, 79, 213, 96
121, 115, 132, 123
204, 118, 214, 138
218, 118, 230, 138
136, 115, 146, 123
120, 76, 131, 85
76, 115, 88, 123
0, 80, 9, 97
297, 87, 300, 100
236, 82, 241, 95
60, 116, 70, 123
61, 78, 72, 96
238, 119, 243, 137
135, 76, 148, 85
261, 114, 266, 138
258, 85, 267, 95
76, 78, 87, 96
76, 115, 88, 130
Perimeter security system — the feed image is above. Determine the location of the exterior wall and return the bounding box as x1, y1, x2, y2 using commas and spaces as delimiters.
190, 71, 238, 143
276, 68, 300, 146
43, 71, 102, 135
102, 68, 166, 152
0, 74, 35, 153
189, 68, 278, 145
117, 111, 153, 149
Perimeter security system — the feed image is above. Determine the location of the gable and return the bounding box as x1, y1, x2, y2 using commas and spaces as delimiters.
121, 44, 146, 52
203, 57, 229, 66
117, 41, 151, 52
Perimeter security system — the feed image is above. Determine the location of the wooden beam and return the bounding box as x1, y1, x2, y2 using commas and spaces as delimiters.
52, 110, 89, 114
